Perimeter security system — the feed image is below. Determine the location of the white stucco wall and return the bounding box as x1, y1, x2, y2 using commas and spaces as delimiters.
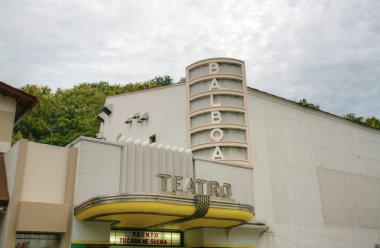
70, 138, 122, 244
248, 89, 380, 248
70, 218, 112, 244
70, 137, 194, 244
71, 136, 194, 206
194, 159, 253, 206
72, 138, 122, 205
96, 83, 380, 247
102, 84, 187, 148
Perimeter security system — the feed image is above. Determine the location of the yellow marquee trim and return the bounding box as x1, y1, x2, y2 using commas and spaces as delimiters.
76, 201, 253, 223
74, 193, 254, 229
206, 207, 254, 222
76, 201, 195, 221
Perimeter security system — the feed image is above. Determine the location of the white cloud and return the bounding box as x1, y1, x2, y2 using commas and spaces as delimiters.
0, 0, 379, 117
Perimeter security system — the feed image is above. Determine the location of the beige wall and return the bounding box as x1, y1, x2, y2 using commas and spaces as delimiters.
0, 95, 17, 113
0, 141, 20, 248
21, 142, 70, 204
3, 141, 20, 198
0, 95, 16, 153
16, 201, 69, 232
0, 140, 78, 247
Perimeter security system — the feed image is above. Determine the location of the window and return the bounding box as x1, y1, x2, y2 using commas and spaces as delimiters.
149, 134, 156, 144
15, 233, 60, 248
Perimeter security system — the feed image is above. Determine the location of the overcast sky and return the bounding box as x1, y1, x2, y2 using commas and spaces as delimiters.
1, 0, 379, 118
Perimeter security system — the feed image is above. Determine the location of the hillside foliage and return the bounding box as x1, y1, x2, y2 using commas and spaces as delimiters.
12, 83, 380, 147
12, 76, 174, 146
343, 113, 380, 129
297, 99, 380, 129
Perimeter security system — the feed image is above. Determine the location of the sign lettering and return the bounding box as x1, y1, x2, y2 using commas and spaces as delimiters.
210, 94, 221, 107
111, 230, 181, 246
171, 176, 183, 193
195, 179, 207, 194
209, 62, 219, 74
211, 111, 221, 124
212, 146, 224, 160
210, 128, 223, 141
183, 178, 196, 194
157, 174, 232, 199
209, 78, 221, 90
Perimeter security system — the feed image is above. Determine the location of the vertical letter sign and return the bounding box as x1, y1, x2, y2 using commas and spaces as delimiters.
186, 58, 251, 166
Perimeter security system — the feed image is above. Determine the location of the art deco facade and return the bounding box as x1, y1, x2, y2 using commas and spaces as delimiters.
1, 58, 380, 248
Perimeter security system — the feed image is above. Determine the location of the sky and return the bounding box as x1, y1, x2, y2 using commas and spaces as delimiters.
1, 0, 379, 118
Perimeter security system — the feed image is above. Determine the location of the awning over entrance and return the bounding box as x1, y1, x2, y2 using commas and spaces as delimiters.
74, 193, 254, 230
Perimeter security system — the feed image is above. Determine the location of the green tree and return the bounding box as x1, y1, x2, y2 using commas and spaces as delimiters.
13, 76, 174, 146
297, 99, 320, 110
178, 77, 186, 84
12, 131, 24, 145
151, 75, 173, 86
343, 113, 364, 124
15, 82, 378, 147
342, 113, 380, 130
364, 116, 380, 129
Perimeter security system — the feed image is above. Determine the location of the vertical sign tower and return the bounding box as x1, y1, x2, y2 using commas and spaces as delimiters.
186, 58, 251, 166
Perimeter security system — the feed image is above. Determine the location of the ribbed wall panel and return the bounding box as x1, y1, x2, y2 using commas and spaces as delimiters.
165, 145, 173, 175
125, 139, 135, 192
142, 141, 150, 192
149, 143, 158, 192
122, 139, 193, 194
133, 140, 142, 192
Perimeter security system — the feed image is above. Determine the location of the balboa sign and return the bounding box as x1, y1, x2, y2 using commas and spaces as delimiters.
110, 230, 181, 246
187, 58, 251, 165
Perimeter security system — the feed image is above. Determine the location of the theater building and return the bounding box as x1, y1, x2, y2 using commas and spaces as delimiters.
1, 58, 380, 248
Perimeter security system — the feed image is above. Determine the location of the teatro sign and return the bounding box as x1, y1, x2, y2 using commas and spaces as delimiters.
110, 230, 181, 246
157, 174, 232, 199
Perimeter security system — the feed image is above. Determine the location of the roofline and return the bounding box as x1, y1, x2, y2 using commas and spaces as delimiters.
247, 86, 380, 133
103, 80, 378, 133
67, 136, 123, 148
0, 82, 38, 122
0, 82, 37, 104
186, 57, 244, 70
106, 82, 185, 99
